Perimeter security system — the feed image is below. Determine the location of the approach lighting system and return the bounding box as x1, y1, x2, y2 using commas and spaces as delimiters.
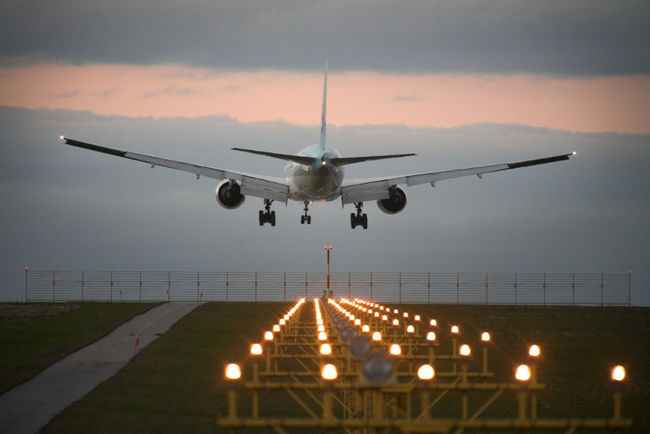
417, 364, 435, 380
389, 343, 402, 356
459, 344, 472, 357
528, 344, 541, 358
426, 331, 437, 341
515, 364, 531, 382
321, 363, 338, 381
362, 324, 370, 333
481, 332, 491, 342
392, 319, 400, 326
451, 325, 460, 335
225, 363, 242, 380
430, 319, 437, 327
250, 343, 263, 356
372, 331, 382, 341
406, 325, 415, 334
611, 365, 626, 382
320, 343, 333, 356
273, 324, 281, 332
318, 331, 328, 341
264, 331, 274, 341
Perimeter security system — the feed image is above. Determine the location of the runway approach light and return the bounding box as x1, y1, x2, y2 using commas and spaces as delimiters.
403, 312, 409, 318
250, 343, 263, 356
354, 319, 361, 326
272, 324, 281, 332
320, 343, 333, 356
389, 343, 402, 356
225, 363, 242, 380
515, 364, 531, 382
414, 315, 421, 321
394, 309, 399, 314
426, 331, 437, 341
459, 344, 471, 357
430, 319, 437, 327
279, 319, 286, 326
392, 319, 400, 326
417, 364, 435, 380
372, 331, 382, 341
317, 325, 325, 332
263, 331, 274, 341
318, 331, 328, 341
481, 332, 491, 342
611, 365, 626, 382
451, 325, 460, 335
406, 325, 415, 334
362, 324, 370, 333
321, 363, 338, 381
374, 312, 380, 318
528, 344, 541, 358
382, 315, 388, 321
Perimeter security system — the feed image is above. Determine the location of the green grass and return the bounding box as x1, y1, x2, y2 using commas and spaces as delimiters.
40, 303, 649, 433
0, 302, 158, 394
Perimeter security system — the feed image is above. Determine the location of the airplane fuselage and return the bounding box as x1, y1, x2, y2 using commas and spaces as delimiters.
287, 144, 343, 201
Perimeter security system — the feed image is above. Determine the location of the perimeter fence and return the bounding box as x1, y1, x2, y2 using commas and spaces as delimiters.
23, 270, 633, 306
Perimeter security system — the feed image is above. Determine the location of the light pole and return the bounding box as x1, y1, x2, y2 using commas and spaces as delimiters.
323, 243, 333, 297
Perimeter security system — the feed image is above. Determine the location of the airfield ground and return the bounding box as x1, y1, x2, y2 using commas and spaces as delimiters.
30, 302, 649, 433
0, 303, 157, 394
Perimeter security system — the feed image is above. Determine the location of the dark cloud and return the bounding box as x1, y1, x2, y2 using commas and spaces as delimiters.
0, 1, 648, 75
1, 107, 648, 304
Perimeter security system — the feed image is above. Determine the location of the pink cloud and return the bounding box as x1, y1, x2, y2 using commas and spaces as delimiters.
1, 63, 648, 133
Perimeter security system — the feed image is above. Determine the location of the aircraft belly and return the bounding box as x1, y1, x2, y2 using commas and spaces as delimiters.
288, 165, 342, 201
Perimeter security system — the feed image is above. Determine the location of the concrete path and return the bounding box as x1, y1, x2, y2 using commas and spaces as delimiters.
0, 302, 202, 434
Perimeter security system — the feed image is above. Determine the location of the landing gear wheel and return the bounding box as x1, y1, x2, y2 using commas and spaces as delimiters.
351, 202, 368, 230
306, 216, 312, 224
362, 213, 368, 230
301, 215, 305, 224
301, 201, 311, 225
271, 211, 276, 227
259, 199, 276, 227
259, 210, 264, 226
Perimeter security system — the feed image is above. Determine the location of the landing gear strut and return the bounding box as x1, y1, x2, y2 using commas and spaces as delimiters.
300, 201, 312, 225
350, 202, 368, 230
259, 199, 276, 227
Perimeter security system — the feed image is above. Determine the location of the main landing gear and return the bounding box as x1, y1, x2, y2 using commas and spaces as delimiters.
300, 201, 312, 225
351, 202, 368, 230
259, 199, 276, 226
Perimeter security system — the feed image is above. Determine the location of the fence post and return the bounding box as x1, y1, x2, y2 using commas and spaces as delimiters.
254, 272, 258, 302
370, 272, 373, 299
81, 271, 85, 302
24, 266, 29, 303
197, 272, 200, 302
304, 272, 308, 298
225, 272, 229, 302
283, 272, 287, 301
456, 272, 460, 305
167, 271, 171, 301
139, 271, 143, 303
543, 272, 546, 306
398, 272, 402, 304
627, 271, 632, 306
484, 272, 489, 305
514, 272, 518, 305
572, 273, 576, 305
600, 272, 604, 307
110, 271, 113, 303
427, 272, 431, 304
51, 270, 56, 303
348, 272, 351, 298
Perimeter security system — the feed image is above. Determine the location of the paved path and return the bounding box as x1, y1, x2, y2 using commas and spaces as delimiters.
0, 302, 202, 434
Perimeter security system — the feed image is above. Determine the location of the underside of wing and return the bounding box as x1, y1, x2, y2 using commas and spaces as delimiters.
62, 137, 289, 203
340, 152, 576, 205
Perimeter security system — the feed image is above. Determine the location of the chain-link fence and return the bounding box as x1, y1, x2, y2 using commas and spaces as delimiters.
22, 270, 633, 306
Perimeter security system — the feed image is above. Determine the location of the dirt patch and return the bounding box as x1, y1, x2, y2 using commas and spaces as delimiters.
0, 303, 81, 319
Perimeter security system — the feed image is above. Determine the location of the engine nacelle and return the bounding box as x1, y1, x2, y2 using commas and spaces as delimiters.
216, 180, 245, 209
377, 186, 407, 215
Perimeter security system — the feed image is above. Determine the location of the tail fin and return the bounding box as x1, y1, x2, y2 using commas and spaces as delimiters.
319, 61, 328, 152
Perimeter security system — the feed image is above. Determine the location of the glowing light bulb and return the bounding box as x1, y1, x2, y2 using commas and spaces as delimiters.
250, 343, 263, 355
321, 363, 338, 380
515, 364, 531, 382
417, 364, 435, 380
225, 363, 242, 380
389, 343, 402, 356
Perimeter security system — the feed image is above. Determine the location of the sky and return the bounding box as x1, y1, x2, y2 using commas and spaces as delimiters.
1, 1, 649, 303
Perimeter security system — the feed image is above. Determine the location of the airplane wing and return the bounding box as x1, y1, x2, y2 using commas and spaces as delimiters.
61, 137, 289, 203
340, 152, 576, 205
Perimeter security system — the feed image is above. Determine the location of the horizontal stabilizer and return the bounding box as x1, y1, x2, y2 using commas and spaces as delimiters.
330, 153, 416, 166
232, 147, 318, 166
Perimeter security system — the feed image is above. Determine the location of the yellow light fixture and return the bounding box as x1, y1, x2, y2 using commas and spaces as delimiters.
250, 343, 263, 355
225, 363, 242, 380
417, 364, 435, 380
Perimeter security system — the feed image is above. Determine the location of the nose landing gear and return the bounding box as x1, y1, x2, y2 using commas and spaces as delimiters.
259, 199, 276, 226
351, 202, 368, 230
300, 201, 312, 224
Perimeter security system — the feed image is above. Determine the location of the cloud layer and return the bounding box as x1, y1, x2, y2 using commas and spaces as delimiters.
1, 0, 649, 75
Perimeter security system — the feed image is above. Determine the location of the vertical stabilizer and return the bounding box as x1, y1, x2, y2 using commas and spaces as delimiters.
319, 61, 328, 152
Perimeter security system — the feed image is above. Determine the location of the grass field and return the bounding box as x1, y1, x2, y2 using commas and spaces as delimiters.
41, 302, 649, 433
0, 302, 157, 394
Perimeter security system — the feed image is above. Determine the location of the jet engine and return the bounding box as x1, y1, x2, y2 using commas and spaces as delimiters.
377, 186, 407, 214
216, 180, 245, 209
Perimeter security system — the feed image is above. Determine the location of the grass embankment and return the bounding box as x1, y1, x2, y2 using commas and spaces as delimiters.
0, 302, 157, 394
41, 303, 649, 433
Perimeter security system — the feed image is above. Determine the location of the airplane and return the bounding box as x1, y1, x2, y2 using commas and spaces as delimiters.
60, 65, 576, 230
